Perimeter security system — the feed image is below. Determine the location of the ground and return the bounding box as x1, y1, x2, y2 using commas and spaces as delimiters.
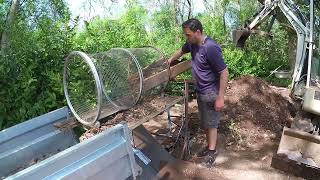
78, 75, 305, 179
143, 76, 303, 180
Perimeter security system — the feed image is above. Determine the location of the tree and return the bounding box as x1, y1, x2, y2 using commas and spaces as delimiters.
1, 0, 19, 53
0, 0, 74, 129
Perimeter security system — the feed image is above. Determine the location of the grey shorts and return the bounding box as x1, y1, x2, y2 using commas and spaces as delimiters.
197, 91, 220, 129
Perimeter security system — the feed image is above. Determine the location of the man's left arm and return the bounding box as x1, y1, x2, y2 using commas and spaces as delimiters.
215, 68, 228, 112
207, 44, 229, 112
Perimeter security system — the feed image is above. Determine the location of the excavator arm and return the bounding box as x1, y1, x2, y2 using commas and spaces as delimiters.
234, 2, 320, 178
233, 0, 311, 100
233, 0, 276, 48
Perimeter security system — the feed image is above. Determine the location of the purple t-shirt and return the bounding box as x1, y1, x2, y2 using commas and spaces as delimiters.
182, 36, 226, 94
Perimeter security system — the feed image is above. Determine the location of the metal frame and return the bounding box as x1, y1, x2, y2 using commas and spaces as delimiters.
278, 0, 310, 90
63, 51, 103, 126
306, 0, 315, 88
235, 0, 314, 96
6, 123, 141, 180
93, 51, 122, 110
0, 107, 78, 178
63, 46, 171, 126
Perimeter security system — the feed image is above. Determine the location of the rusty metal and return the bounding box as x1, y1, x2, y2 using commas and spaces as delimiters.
232, 29, 273, 48
232, 29, 251, 48
180, 80, 191, 160
272, 127, 320, 179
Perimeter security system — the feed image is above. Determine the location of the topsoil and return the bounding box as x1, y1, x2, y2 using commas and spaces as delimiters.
220, 75, 296, 146
79, 75, 302, 179
145, 75, 302, 180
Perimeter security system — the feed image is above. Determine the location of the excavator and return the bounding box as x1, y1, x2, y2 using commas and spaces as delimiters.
233, 0, 320, 178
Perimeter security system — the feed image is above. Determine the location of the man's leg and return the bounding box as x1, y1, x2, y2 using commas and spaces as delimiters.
197, 96, 219, 157
199, 127, 218, 168
196, 92, 220, 167
207, 128, 217, 150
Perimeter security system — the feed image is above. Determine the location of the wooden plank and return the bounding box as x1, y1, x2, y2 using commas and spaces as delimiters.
143, 60, 191, 91
129, 97, 184, 130
99, 103, 120, 119
271, 154, 320, 180
283, 127, 320, 144
181, 81, 190, 160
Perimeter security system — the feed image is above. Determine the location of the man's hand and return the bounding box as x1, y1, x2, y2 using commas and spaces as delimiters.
214, 95, 224, 112
165, 49, 184, 66
216, 68, 228, 112
166, 58, 173, 66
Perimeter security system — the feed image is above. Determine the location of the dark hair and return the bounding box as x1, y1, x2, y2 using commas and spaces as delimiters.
182, 18, 203, 33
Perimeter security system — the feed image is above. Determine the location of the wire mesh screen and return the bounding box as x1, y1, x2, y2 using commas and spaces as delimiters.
93, 48, 143, 109
129, 47, 167, 77
126, 47, 169, 95
63, 47, 169, 126
63, 52, 102, 126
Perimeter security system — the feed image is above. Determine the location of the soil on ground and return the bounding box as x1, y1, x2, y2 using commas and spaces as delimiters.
144, 75, 303, 180
79, 75, 304, 179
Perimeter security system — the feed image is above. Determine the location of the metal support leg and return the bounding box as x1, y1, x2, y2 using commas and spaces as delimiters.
166, 108, 173, 137
181, 80, 191, 160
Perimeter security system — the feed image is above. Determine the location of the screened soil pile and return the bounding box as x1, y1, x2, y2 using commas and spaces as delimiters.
217, 75, 296, 146
151, 75, 298, 156
2, 151, 58, 179
140, 75, 302, 179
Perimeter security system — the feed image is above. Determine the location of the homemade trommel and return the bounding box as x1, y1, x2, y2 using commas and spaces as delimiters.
63, 47, 169, 126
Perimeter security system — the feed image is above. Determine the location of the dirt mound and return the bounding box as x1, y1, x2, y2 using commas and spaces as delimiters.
220, 75, 296, 146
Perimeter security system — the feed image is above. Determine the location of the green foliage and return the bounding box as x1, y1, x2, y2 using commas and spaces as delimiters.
0, 0, 74, 129
149, 6, 184, 55
74, 5, 149, 53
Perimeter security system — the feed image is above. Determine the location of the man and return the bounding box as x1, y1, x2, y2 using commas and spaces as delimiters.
168, 18, 228, 167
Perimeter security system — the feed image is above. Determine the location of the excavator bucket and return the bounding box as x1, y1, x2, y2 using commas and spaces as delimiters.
232, 29, 251, 48
271, 127, 320, 179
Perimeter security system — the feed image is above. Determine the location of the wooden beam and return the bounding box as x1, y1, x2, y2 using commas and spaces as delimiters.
143, 60, 191, 91
56, 96, 184, 130
283, 127, 320, 144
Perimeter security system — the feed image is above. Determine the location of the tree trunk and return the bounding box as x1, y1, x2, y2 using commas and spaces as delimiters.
173, 0, 179, 25
1, 0, 20, 54
186, 0, 192, 19
217, 0, 228, 33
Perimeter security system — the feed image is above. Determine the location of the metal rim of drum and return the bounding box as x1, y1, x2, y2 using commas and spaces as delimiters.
99, 48, 144, 109
63, 51, 102, 126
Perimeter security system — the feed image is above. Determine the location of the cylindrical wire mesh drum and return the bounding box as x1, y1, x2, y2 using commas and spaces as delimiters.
63, 47, 168, 126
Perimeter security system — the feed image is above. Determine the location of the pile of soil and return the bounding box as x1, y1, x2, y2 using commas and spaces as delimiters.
140, 75, 303, 179
218, 75, 296, 147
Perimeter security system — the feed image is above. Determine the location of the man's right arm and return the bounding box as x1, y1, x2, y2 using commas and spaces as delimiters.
167, 49, 185, 65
